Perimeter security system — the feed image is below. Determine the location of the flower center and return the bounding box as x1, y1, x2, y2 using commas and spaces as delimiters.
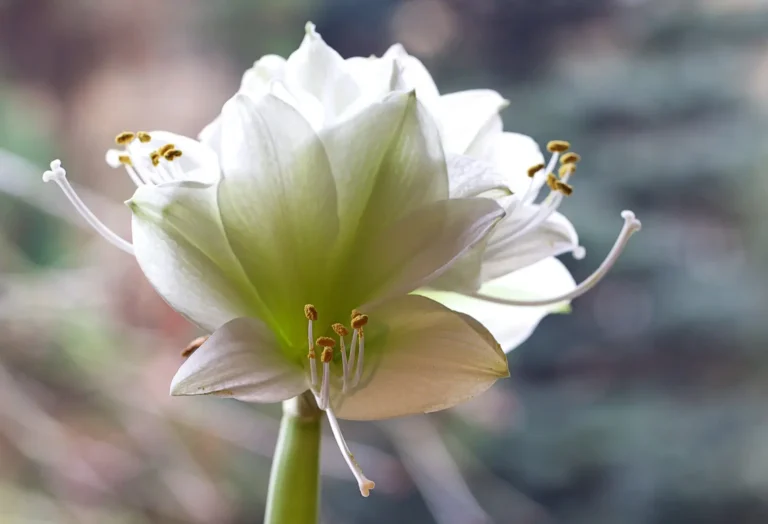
106, 131, 185, 186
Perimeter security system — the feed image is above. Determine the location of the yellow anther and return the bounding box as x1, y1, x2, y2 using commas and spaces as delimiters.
332, 323, 349, 336
561, 152, 581, 164
351, 314, 369, 329
137, 131, 152, 143
546, 173, 559, 191
558, 164, 576, 177
527, 163, 545, 178
158, 143, 175, 156
163, 148, 182, 161
181, 335, 208, 358
118, 155, 133, 166
304, 304, 318, 321
321, 347, 334, 363
556, 181, 574, 196
308, 348, 316, 359
317, 336, 336, 348
149, 151, 161, 167
547, 140, 570, 153
115, 131, 136, 145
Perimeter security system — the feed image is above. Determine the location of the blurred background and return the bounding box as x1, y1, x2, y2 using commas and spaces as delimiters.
1, 0, 767, 522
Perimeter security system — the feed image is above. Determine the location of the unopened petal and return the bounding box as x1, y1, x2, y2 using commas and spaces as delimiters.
332, 295, 508, 420
420, 257, 576, 353
171, 317, 307, 403
129, 182, 268, 331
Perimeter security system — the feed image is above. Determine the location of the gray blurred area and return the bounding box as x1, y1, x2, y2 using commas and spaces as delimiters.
1, 0, 767, 522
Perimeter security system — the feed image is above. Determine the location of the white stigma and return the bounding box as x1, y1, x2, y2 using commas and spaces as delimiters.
325, 407, 375, 497
42, 160, 134, 255
469, 210, 642, 307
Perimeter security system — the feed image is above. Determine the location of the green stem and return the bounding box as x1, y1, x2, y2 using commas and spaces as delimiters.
264, 391, 322, 524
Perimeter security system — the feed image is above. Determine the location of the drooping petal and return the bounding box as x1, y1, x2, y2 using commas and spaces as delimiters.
128, 182, 268, 331
470, 132, 545, 195
170, 317, 307, 402
419, 257, 576, 353
436, 90, 509, 155
349, 197, 504, 307
215, 93, 339, 348
284, 22, 360, 124
320, 90, 448, 247
481, 206, 580, 281
331, 295, 508, 420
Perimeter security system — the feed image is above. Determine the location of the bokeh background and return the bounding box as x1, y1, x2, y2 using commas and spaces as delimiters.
1, 0, 767, 522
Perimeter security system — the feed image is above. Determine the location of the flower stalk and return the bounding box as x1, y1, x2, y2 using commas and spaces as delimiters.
264, 392, 322, 524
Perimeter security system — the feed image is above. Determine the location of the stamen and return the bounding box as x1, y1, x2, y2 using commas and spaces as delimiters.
42, 160, 135, 255
546, 173, 559, 191
118, 155, 132, 166
561, 152, 581, 164
115, 131, 136, 145
468, 211, 641, 307
351, 315, 369, 388
547, 140, 570, 153
305, 305, 318, 386
333, 323, 350, 393
150, 151, 161, 167
325, 407, 375, 497
556, 181, 573, 196
137, 131, 152, 143
318, 341, 334, 410
559, 164, 576, 178
527, 163, 545, 178
347, 328, 359, 376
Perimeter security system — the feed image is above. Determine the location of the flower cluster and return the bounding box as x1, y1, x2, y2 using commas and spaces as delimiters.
43, 22, 640, 496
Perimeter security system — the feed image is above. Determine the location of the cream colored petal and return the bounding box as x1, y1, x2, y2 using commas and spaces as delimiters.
419, 257, 576, 353
171, 317, 307, 403
332, 295, 508, 420
482, 207, 580, 281
128, 181, 268, 332
216, 93, 339, 348
470, 132, 545, 195
437, 90, 508, 155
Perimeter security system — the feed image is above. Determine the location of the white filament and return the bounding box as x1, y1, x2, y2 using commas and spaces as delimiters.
319, 360, 330, 410
42, 160, 134, 255
339, 335, 349, 393
325, 407, 375, 497
352, 332, 365, 387
347, 329, 358, 376
307, 321, 317, 386
469, 211, 641, 307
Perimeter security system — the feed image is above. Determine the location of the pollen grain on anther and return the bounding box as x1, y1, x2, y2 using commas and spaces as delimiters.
304, 304, 318, 321
118, 155, 133, 166
137, 131, 152, 143
332, 323, 349, 336
181, 335, 209, 358
115, 131, 136, 145
561, 152, 581, 164
158, 144, 175, 156
559, 164, 577, 178
321, 347, 334, 363
351, 314, 368, 330
317, 336, 336, 348
527, 163, 545, 178
149, 151, 161, 167
547, 140, 571, 153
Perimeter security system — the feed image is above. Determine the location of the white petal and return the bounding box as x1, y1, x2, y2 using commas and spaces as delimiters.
436, 90, 508, 155
240, 54, 287, 95
383, 44, 440, 102
419, 257, 576, 353
352, 197, 505, 306
482, 207, 580, 281
131, 131, 221, 184
332, 295, 508, 420
447, 153, 513, 199
129, 182, 269, 331
216, 93, 339, 348
171, 317, 307, 403
470, 132, 545, 195
284, 22, 360, 124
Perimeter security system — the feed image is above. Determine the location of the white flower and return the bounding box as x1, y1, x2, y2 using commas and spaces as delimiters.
198, 22, 641, 352
44, 90, 509, 497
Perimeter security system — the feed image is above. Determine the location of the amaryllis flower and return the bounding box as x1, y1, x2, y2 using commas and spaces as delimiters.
199, 23, 641, 352
43, 90, 509, 496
